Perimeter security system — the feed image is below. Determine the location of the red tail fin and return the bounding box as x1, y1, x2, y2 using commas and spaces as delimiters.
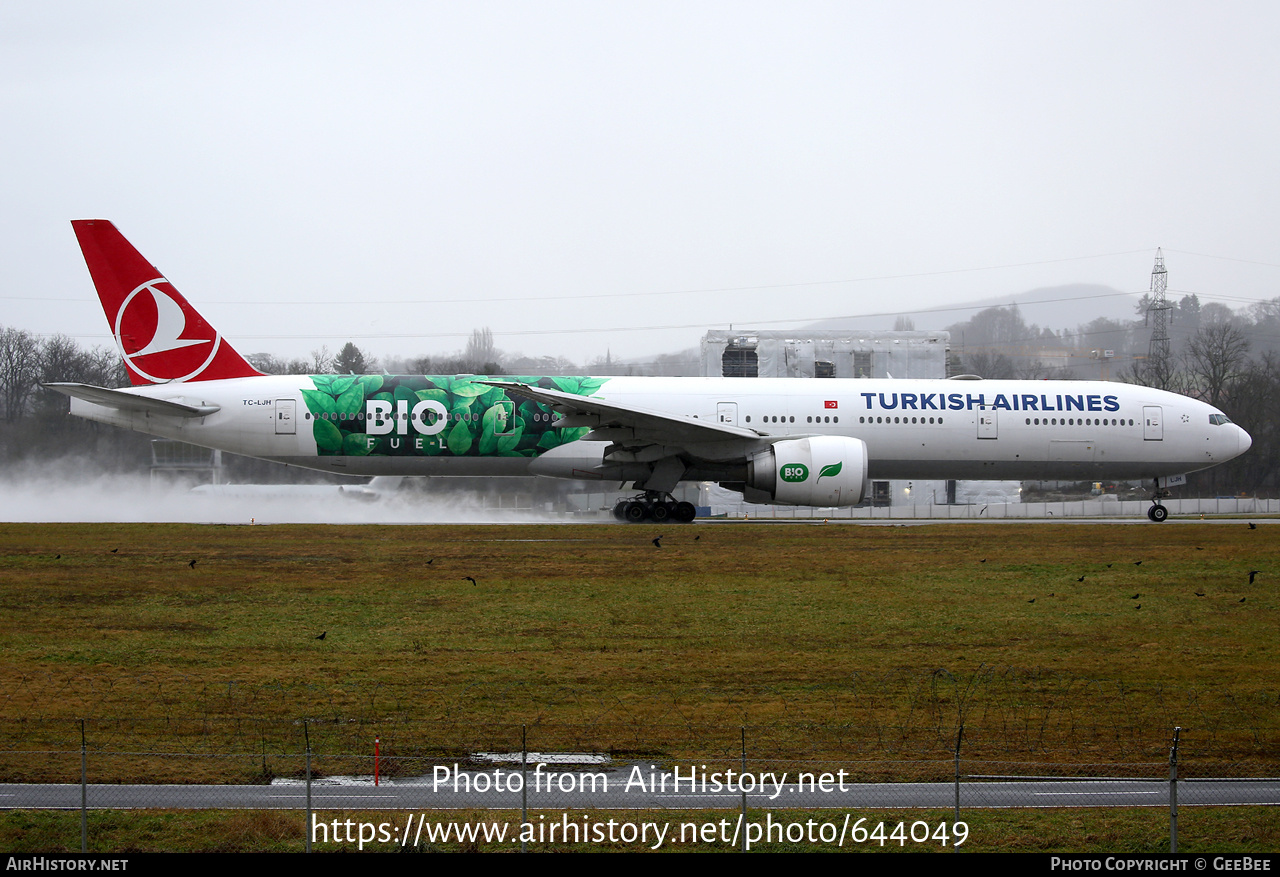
72, 220, 263, 385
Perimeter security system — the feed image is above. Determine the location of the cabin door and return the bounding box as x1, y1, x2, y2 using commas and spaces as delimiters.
977, 408, 998, 439
275, 399, 296, 435
1143, 406, 1163, 441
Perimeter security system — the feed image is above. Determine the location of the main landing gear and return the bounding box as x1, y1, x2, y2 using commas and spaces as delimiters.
1147, 480, 1171, 522
612, 491, 697, 524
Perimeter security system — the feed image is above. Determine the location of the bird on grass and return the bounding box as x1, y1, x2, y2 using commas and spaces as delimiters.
1131, 593, 1140, 600
464, 576, 477, 586
188, 559, 198, 569
315, 631, 326, 640
1077, 575, 1086, 583
1249, 522, 1257, 530
1249, 570, 1261, 584
652, 535, 663, 548
1195, 591, 1205, 597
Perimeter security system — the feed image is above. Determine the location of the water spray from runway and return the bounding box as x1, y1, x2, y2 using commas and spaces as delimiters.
0, 466, 584, 525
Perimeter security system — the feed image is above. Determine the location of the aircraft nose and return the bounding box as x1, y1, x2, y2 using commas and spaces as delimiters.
1239, 425, 1253, 456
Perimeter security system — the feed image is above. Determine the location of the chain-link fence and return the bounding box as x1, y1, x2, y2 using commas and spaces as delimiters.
3, 719, 1276, 852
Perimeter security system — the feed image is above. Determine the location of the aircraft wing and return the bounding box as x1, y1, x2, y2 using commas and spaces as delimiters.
481, 380, 764, 451
43, 383, 221, 418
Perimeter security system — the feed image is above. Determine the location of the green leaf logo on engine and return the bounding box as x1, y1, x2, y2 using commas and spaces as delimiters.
780, 464, 809, 483
817, 461, 843, 481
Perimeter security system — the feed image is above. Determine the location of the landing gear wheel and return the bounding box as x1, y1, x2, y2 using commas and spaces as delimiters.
617, 491, 695, 523
1147, 478, 1172, 523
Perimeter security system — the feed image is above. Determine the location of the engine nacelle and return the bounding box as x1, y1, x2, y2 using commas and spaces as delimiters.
745, 436, 869, 506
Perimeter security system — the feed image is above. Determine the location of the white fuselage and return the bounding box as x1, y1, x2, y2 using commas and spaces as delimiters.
68, 375, 1251, 486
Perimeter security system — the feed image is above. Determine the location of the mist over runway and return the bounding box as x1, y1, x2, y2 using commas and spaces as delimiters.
0, 471, 568, 525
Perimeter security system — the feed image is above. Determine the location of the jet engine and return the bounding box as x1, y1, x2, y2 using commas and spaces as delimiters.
744, 436, 869, 506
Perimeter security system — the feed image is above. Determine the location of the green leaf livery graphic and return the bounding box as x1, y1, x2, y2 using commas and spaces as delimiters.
817, 461, 843, 482
446, 419, 473, 456
312, 418, 343, 453
300, 374, 611, 459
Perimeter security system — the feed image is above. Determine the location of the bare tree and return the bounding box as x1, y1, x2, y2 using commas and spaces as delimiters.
461, 327, 501, 374
36, 334, 94, 415
1199, 302, 1237, 326
1185, 323, 1250, 408
948, 305, 1028, 347
39, 334, 92, 382
1124, 351, 1182, 393
247, 352, 313, 375
0, 327, 41, 421
309, 345, 335, 374
1220, 352, 1279, 493
84, 345, 128, 387
962, 351, 1016, 379
247, 352, 280, 373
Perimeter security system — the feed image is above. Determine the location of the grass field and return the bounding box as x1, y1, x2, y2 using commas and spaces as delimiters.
1, 521, 1277, 783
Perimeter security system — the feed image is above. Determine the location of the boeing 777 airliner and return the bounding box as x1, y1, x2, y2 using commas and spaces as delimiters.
47, 220, 1252, 523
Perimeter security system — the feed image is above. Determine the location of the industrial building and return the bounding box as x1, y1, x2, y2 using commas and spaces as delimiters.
700, 329, 951, 381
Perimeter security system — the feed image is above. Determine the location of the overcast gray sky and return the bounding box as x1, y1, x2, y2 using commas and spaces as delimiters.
2, 1, 1278, 365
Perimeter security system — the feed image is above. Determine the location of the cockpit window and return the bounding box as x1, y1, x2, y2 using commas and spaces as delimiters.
1209, 414, 1234, 426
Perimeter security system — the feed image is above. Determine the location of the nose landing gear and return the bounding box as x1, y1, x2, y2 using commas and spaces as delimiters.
1147, 479, 1171, 522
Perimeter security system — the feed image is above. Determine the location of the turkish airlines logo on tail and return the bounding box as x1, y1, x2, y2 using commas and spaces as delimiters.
115, 278, 221, 382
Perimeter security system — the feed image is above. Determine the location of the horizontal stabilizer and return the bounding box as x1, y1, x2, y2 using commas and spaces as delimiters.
43, 383, 220, 418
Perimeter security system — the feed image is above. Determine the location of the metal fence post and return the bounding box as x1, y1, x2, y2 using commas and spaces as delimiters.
304, 720, 312, 853
521, 724, 528, 854
1169, 726, 1180, 853
79, 719, 87, 853
741, 727, 748, 852
953, 724, 964, 826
